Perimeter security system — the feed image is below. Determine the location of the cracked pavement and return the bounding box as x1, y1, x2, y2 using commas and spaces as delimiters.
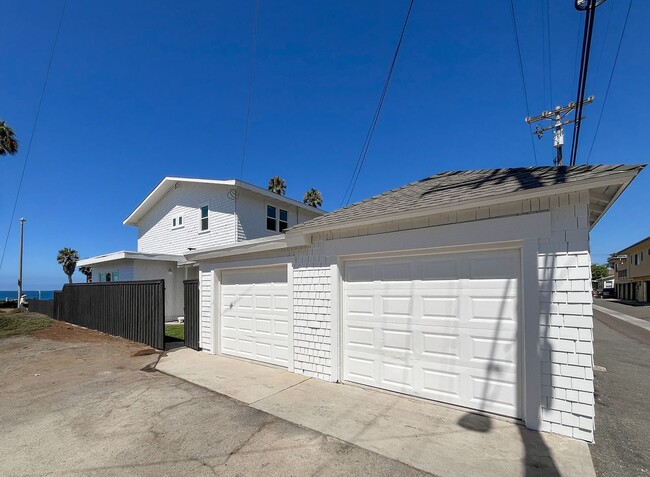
0, 330, 428, 476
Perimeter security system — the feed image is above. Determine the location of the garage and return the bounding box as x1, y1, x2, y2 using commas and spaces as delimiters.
220, 266, 290, 367
342, 249, 521, 418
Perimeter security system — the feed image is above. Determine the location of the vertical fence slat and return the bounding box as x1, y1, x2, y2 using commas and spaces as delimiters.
46, 280, 165, 349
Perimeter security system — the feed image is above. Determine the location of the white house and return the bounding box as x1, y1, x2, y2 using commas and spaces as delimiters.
78, 177, 325, 322
184, 164, 644, 442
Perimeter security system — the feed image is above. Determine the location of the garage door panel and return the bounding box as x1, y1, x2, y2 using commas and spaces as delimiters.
343, 250, 521, 419
220, 267, 289, 368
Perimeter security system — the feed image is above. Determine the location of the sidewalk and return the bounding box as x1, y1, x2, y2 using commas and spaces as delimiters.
592, 303, 650, 332
157, 348, 595, 477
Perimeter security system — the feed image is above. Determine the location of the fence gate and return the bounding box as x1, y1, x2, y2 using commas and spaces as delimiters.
184, 279, 200, 350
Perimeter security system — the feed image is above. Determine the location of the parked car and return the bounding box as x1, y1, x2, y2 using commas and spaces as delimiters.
592, 289, 602, 298
602, 288, 616, 298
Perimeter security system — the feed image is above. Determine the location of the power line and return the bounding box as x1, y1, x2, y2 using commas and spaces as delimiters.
586, 0, 633, 164
569, 0, 599, 167
546, 0, 553, 106
239, 0, 260, 180
0, 0, 67, 273
508, 0, 538, 166
340, 0, 415, 207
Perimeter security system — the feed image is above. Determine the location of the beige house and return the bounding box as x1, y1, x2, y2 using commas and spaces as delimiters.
613, 236, 650, 301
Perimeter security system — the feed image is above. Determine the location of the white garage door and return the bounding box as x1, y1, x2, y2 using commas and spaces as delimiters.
220, 266, 289, 367
343, 249, 521, 418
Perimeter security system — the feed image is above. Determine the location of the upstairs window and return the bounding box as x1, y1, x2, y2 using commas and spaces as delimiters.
172, 215, 183, 229
267, 206, 288, 232
267, 206, 277, 231
279, 209, 288, 232
200, 205, 209, 231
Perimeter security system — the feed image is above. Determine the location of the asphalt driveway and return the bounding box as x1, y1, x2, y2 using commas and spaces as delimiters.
0, 322, 425, 477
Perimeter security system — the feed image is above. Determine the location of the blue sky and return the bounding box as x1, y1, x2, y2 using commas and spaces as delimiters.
1, 0, 648, 290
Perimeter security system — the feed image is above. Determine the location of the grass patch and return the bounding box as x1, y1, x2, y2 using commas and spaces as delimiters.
165, 324, 184, 341
0, 311, 52, 339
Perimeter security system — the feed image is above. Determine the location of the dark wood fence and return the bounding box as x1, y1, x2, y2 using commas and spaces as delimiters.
29, 299, 54, 318
183, 279, 200, 350
54, 281, 165, 349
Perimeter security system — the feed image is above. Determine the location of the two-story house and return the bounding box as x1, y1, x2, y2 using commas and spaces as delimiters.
613, 235, 650, 301
78, 177, 324, 322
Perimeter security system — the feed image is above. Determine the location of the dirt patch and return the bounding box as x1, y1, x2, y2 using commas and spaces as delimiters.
131, 348, 159, 357
33, 320, 145, 350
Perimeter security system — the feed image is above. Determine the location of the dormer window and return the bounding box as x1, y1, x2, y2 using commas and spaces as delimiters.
172, 214, 183, 229
267, 205, 288, 232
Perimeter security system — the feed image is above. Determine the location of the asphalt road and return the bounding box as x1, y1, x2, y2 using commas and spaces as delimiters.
591, 309, 650, 477
0, 323, 428, 477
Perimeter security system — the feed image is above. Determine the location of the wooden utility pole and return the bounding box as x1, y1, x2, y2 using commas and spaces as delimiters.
17, 217, 25, 309
525, 96, 594, 166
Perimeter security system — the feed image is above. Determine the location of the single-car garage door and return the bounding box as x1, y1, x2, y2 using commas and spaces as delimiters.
220, 266, 289, 367
343, 249, 521, 418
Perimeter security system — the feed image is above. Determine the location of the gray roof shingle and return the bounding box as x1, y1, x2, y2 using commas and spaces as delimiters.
289, 164, 644, 233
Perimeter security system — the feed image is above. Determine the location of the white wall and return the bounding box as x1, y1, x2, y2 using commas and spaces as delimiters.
133, 260, 184, 322
196, 191, 596, 442
137, 182, 237, 255
91, 261, 135, 283
137, 182, 322, 255
235, 189, 322, 242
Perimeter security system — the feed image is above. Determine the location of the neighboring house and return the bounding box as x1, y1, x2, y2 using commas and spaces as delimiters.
185, 164, 644, 443
78, 177, 325, 321
594, 274, 615, 291
612, 235, 650, 301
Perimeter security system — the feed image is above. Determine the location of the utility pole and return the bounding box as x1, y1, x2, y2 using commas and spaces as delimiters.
17, 217, 26, 309
525, 96, 594, 166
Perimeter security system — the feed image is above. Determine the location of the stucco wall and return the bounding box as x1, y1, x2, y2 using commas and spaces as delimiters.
133, 260, 184, 322
90, 261, 135, 283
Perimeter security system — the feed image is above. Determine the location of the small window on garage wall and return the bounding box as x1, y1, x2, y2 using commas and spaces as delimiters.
99, 273, 105, 282
200, 205, 209, 231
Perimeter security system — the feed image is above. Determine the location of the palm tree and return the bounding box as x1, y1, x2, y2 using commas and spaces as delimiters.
57, 248, 79, 284
268, 176, 287, 195
0, 120, 19, 156
79, 266, 92, 283
303, 188, 323, 208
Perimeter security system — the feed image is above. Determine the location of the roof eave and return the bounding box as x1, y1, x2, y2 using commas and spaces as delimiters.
287, 168, 643, 238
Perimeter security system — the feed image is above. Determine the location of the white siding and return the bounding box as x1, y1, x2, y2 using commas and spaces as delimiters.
133, 260, 184, 322
91, 261, 135, 283
288, 192, 595, 442
235, 189, 321, 242
195, 191, 596, 442
137, 183, 322, 255
137, 182, 237, 255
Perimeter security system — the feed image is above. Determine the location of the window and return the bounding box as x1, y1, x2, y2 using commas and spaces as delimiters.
267, 206, 288, 232
279, 208, 288, 232
267, 205, 277, 231
200, 205, 209, 231
634, 254, 640, 266
99, 271, 119, 282
172, 214, 183, 229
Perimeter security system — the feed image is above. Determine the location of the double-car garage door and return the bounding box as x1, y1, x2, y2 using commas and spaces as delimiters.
343, 249, 522, 418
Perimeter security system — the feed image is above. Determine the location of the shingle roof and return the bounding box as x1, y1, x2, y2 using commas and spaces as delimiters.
289, 164, 644, 233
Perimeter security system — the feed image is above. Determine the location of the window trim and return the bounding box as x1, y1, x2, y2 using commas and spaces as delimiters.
199, 204, 209, 232
172, 214, 184, 230
266, 204, 289, 232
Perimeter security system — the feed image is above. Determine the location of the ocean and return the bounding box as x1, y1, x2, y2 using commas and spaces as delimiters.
1, 290, 55, 301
